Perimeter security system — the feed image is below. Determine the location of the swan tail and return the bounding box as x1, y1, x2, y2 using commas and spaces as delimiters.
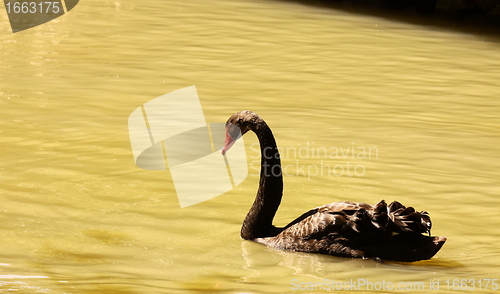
387, 201, 432, 235
350, 200, 446, 261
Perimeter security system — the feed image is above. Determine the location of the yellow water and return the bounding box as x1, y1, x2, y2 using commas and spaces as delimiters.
1, 0, 500, 293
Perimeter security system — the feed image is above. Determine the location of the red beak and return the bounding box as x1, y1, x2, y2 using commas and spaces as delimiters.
221, 123, 240, 155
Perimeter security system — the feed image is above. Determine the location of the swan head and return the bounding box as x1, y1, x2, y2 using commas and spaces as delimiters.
222, 110, 261, 155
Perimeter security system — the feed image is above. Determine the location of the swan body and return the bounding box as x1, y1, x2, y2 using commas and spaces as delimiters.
222, 110, 446, 262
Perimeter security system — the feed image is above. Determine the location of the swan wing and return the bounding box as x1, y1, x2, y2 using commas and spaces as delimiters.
280, 201, 373, 238
255, 200, 440, 260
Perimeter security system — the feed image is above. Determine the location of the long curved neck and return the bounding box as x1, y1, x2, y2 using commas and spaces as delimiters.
241, 120, 283, 240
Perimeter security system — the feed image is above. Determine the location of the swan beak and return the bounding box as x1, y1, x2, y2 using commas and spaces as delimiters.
221, 123, 241, 155
221, 135, 235, 155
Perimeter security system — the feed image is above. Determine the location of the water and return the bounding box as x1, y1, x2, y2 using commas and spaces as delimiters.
1, 0, 499, 293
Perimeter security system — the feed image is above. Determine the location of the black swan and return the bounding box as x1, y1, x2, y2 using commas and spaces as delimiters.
221, 110, 446, 262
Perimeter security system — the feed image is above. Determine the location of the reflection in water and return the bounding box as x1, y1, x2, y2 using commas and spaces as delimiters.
239, 239, 464, 293
240, 239, 369, 279
240, 238, 459, 278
